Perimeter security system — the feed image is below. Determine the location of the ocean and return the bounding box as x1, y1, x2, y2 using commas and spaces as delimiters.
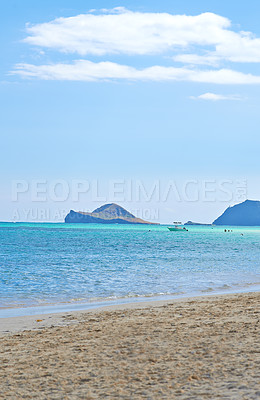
0, 223, 260, 317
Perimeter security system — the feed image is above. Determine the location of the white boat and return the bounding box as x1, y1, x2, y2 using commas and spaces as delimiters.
168, 222, 188, 232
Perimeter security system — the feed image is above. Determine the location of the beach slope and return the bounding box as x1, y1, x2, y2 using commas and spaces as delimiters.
1, 292, 259, 399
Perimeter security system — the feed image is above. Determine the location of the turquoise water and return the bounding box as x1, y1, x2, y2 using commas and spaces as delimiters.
0, 223, 260, 313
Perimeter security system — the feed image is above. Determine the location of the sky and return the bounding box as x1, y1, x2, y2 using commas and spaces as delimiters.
1, 0, 260, 223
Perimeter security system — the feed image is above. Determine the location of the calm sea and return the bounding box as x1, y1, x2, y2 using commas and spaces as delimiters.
0, 223, 260, 316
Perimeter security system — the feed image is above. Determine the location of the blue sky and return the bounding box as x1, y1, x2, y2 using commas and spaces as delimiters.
1, 1, 260, 223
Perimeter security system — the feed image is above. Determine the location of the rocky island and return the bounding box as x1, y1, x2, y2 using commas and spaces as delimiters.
65, 203, 158, 224
213, 199, 260, 226
184, 221, 213, 226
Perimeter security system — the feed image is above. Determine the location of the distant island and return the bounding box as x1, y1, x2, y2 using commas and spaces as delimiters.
184, 221, 213, 226
213, 200, 260, 226
64, 200, 260, 226
65, 203, 158, 225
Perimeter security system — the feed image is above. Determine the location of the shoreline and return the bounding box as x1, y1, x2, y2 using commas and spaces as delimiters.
0, 290, 259, 335
1, 283, 260, 321
1, 291, 259, 399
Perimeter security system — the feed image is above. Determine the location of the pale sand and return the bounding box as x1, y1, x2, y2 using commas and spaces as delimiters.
1, 292, 260, 399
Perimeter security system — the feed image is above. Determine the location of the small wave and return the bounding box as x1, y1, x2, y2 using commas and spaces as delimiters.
201, 288, 214, 293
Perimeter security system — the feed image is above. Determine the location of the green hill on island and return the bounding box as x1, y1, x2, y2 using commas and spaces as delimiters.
213, 200, 260, 226
65, 203, 158, 224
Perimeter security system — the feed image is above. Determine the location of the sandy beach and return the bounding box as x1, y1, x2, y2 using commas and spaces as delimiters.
1, 292, 260, 399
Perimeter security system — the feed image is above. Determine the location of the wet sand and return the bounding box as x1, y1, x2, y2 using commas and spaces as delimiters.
1, 292, 260, 399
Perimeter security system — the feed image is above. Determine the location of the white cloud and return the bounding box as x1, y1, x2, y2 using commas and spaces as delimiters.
173, 41, 260, 66
13, 8, 260, 85
23, 8, 260, 64
190, 92, 243, 101
12, 60, 260, 84
174, 54, 220, 66
23, 10, 230, 56
99, 7, 129, 14
174, 32, 260, 65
